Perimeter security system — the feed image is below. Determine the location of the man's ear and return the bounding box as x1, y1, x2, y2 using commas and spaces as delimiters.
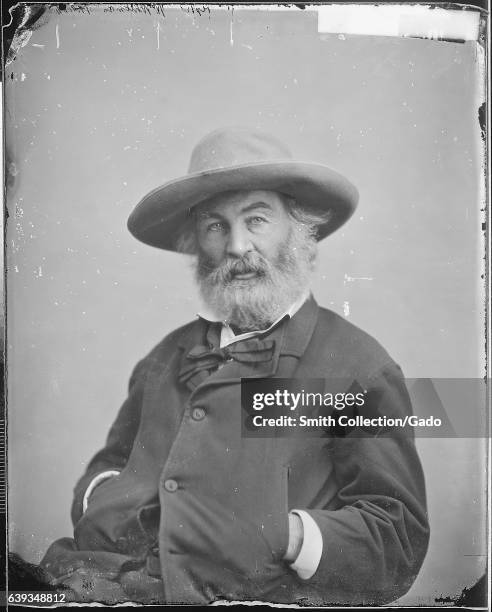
308, 244, 318, 269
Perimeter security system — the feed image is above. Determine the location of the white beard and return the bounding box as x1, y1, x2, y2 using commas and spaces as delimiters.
195, 226, 316, 332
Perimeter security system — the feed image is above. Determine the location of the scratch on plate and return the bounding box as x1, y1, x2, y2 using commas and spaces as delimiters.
344, 274, 374, 284
343, 301, 350, 317
55, 23, 59, 48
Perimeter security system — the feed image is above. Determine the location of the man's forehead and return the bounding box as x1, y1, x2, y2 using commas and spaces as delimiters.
194, 189, 287, 217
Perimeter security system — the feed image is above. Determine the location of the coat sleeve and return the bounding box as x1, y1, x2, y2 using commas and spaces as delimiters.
70, 357, 148, 526
299, 362, 429, 605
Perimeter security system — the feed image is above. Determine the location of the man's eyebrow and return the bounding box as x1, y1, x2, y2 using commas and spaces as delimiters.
194, 201, 274, 219
240, 202, 274, 214
194, 210, 223, 220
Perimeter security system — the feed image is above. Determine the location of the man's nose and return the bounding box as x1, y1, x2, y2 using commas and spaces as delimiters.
226, 224, 253, 257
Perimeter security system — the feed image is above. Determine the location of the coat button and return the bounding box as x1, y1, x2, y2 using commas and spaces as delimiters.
164, 479, 178, 492
191, 407, 206, 421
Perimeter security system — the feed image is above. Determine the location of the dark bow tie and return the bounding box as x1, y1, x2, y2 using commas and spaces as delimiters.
178, 338, 276, 389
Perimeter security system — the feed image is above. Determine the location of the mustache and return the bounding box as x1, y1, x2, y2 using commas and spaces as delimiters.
197, 251, 269, 283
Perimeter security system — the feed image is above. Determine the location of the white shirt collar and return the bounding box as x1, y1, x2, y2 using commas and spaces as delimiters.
197, 290, 310, 348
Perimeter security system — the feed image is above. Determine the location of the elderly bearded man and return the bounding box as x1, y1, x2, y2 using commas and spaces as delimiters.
40, 127, 429, 606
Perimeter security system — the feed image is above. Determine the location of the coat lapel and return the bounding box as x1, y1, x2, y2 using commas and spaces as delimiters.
276, 295, 319, 378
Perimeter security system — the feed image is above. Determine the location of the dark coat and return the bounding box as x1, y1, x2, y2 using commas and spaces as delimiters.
41, 297, 429, 605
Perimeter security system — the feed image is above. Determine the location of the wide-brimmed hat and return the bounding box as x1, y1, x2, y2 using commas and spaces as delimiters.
127, 127, 359, 252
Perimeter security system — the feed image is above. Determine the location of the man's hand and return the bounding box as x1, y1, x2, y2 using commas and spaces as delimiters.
283, 512, 304, 562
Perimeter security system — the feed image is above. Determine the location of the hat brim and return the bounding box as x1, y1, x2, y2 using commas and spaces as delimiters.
127, 161, 359, 252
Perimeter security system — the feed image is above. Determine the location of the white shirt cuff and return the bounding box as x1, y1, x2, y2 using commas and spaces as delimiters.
289, 509, 323, 580
82, 470, 120, 513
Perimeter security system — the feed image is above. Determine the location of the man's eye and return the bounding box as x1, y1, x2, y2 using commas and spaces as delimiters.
207, 222, 225, 232
248, 216, 267, 225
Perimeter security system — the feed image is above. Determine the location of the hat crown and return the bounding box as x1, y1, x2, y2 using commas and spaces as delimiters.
188, 127, 293, 173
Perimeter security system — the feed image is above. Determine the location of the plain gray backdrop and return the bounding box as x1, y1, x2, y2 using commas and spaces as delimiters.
5, 5, 486, 605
